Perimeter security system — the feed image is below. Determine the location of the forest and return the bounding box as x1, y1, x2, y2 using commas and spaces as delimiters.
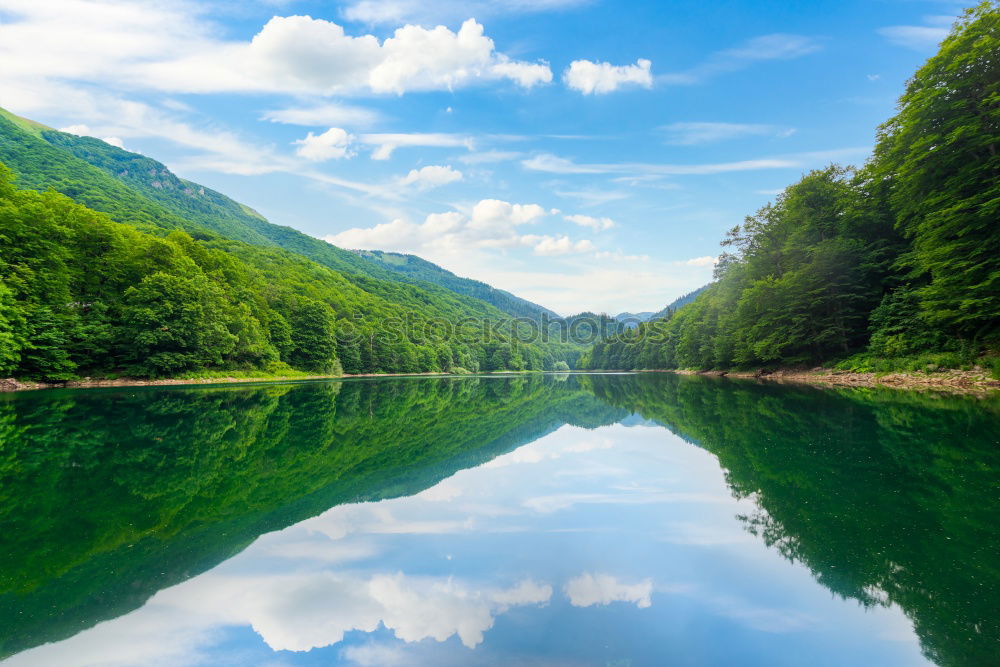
580, 3, 998, 374
0, 115, 583, 380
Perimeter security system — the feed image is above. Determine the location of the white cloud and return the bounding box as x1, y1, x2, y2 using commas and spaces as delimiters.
360, 132, 473, 159
565, 214, 615, 231
0, 5, 552, 97
262, 103, 382, 128
293, 127, 355, 161
527, 235, 595, 256
564, 58, 652, 94
141, 17, 552, 96
458, 150, 524, 164
658, 34, 822, 85
685, 256, 717, 267
398, 164, 463, 190
877, 25, 949, 50
662, 122, 795, 145
564, 573, 653, 608
4, 570, 552, 666
491, 58, 553, 88
326, 199, 597, 260
524, 153, 800, 176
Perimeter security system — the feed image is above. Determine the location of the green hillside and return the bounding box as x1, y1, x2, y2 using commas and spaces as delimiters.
581, 4, 999, 374
353, 249, 560, 320
1, 115, 569, 322
0, 114, 578, 380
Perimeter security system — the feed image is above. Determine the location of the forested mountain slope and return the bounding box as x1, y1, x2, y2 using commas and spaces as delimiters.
0, 115, 579, 379
353, 249, 560, 320
0, 114, 569, 322
581, 3, 999, 374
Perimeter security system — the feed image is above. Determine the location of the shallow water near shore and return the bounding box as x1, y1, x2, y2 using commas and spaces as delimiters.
1, 373, 997, 666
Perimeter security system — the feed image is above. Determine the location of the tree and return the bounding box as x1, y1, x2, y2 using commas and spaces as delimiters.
288, 299, 339, 373
119, 272, 237, 376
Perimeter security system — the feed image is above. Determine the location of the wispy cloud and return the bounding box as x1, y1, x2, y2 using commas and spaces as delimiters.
523, 153, 801, 176
658, 33, 823, 85
661, 122, 795, 145
877, 14, 952, 51
524, 146, 869, 178
262, 103, 383, 129
359, 133, 474, 160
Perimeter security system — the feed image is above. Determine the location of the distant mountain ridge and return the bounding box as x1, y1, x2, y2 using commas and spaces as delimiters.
352, 249, 560, 321
615, 286, 709, 327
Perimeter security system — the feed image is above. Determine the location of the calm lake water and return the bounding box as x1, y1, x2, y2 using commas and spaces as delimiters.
0, 373, 997, 666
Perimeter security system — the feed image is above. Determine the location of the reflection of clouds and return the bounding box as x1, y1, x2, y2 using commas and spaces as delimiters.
697, 592, 817, 633
305, 504, 477, 540
660, 521, 756, 546
565, 573, 653, 609
523, 491, 734, 514
483, 434, 616, 468
6, 572, 552, 666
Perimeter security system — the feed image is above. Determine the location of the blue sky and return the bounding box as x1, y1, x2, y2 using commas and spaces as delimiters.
0, 0, 965, 314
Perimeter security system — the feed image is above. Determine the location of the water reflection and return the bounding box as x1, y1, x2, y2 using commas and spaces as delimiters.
0, 374, 997, 665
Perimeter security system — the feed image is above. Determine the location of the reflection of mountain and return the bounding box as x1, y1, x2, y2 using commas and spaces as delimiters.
0, 376, 625, 659
581, 373, 1000, 666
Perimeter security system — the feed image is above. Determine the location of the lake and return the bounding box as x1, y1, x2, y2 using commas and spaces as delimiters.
0, 373, 997, 666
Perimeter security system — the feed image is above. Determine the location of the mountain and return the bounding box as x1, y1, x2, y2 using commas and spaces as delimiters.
615, 287, 708, 328
614, 311, 656, 322
353, 249, 560, 320
0, 108, 578, 379
650, 285, 708, 320
0, 109, 567, 323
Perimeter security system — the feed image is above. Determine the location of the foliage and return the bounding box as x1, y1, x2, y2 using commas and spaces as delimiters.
0, 375, 625, 657
0, 115, 579, 380
581, 373, 1000, 666
581, 6, 999, 371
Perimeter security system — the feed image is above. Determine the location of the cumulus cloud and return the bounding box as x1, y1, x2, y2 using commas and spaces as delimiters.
138, 17, 552, 96
564, 58, 653, 94
398, 165, 463, 190
564, 573, 653, 608
685, 256, 718, 267
0, 3, 552, 97
565, 214, 615, 231
326, 199, 594, 258
293, 127, 355, 161
57, 123, 126, 149
527, 235, 595, 256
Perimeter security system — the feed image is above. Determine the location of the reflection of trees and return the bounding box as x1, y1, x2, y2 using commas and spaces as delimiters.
581, 374, 1000, 666
0, 376, 625, 658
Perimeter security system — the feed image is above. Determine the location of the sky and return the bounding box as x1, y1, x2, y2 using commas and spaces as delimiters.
0, 0, 966, 315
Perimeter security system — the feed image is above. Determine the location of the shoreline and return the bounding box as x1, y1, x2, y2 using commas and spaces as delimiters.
663, 367, 1000, 394
3, 367, 997, 395
0, 371, 459, 393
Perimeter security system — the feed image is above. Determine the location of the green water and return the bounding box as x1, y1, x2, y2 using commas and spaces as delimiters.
0, 374, 997, 666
